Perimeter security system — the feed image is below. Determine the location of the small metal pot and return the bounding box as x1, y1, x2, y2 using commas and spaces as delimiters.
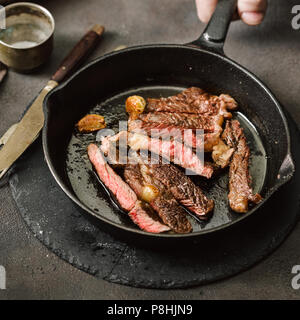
0, 2, 55, 72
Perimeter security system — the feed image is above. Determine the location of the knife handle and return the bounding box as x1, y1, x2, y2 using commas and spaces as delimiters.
0, 62, 8, 84
51, 25, 105, 83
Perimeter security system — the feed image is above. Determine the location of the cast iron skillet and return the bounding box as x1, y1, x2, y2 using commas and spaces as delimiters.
42, 0, 295, 241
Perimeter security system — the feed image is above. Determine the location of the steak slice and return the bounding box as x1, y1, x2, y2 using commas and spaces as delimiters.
129, 201, 171, 233
146, 87, 237, 116
127, 132, 214, 178
129, 112, 216, 132
88, 143, 137, 211
88, 144, 170, 233
150, 197, 192, 234
124, 164, 192, 233
148, 164, 214, 219
128, 122, 218, 152
128, 112, 222, 152
222, 120, 262, 213
101, 131, 214, 178
130, 87, 237, 152
100, 138, 213, 219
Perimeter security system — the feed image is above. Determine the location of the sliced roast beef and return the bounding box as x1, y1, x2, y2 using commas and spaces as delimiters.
88, 144, 170, 233
124, 164, 192, 233
148, 164, 214, 219
222, 120, 262, 213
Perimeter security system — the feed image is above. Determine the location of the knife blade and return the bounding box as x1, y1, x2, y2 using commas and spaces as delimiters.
0, 123, 17, 183
0, 25, 105, 172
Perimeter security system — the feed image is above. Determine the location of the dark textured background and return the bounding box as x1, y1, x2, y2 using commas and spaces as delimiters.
0, 0, 300, 299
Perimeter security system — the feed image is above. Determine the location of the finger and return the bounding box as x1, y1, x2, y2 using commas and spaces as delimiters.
195, 0, 218, 23
238, 0, 268, 25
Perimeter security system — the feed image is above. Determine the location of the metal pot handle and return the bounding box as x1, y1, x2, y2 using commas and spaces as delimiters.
189, 0, 237, 54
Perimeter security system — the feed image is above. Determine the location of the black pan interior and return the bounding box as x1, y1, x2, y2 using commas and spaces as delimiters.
43, 45, 290, 237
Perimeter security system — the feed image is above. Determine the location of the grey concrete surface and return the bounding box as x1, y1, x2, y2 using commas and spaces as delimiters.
0, 0, 300, 299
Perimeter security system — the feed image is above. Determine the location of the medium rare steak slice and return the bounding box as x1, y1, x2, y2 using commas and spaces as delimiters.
129, 201, 171, 233
88, 143, 137, 211
148, 164, 214, 219
99, 139, 213, 219
128, 121, 217, 152
128, 112, 222, 152
88, 144, 170, 233
146, 87, 237, 116
222, 120, 262, 213
101, 131, 214, 178
124, 164, 192, 233
127, 132, 213, 178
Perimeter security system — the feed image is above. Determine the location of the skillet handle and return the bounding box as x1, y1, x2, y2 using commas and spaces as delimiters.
189, 0, 237, 54
275, 152, 295, 189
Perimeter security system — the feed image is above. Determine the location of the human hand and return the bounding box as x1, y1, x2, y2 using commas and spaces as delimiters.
195, 0, 268, 26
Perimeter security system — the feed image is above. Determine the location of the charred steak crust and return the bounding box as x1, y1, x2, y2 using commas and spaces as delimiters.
145, 87, 237, 116
124, 164, 192, 234
222, 119, 242, 149
150, 197, 192, 234
131, 112, 216, 131
222, 120, 262, 213
149, 164, 214, 219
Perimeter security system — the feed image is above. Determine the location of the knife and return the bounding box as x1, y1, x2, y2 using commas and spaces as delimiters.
0, 24, 105, 172
0, 62, 7, 84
